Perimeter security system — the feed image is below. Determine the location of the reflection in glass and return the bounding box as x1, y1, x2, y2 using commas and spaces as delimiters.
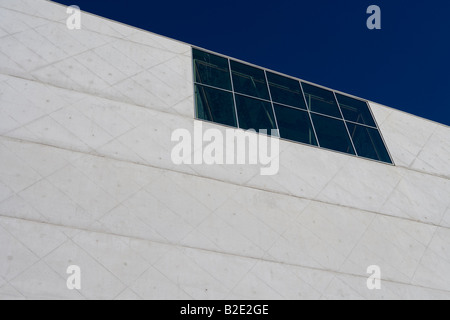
347, 123, 392, 163
274, 104, 317, 145
195, 84, 237, 127
235, 94, 276, 133
311, 114, 355, 155
192, 48, 393, 165
302, 82, 342, 118
336, 93, 376, 127
267, 72, 306, 109
231, 61, 270, 100
193, 49, 232, 90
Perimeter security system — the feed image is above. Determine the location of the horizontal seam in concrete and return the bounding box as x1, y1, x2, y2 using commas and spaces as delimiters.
0, 73, 192, 128
1, 71, 449, 181
4, 0, 448, 130
0, 214, 449, 297
1, 134, 449, 231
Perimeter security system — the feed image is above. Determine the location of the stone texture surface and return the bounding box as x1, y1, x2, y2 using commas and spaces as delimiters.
0, 0, 449, 299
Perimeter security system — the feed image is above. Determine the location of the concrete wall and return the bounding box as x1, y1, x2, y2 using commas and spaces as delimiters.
1, 0, 450, 299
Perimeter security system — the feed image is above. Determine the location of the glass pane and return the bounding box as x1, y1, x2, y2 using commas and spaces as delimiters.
347, 123, 392, 163
230, 61, 270, 100
235, 94, 277, 133
311, 114, 355, 155
274, 104, 317, 145
267, 72, 306, 109
302, 82, 342, 118
195, 84, 237, 127
336, 93, 376, 127
193, 49, 232, 90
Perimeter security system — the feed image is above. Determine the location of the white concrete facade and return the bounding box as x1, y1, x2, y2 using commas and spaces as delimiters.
1, 0, 450, 300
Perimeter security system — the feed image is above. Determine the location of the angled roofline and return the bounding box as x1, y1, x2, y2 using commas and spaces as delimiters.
47, 0, 449, 129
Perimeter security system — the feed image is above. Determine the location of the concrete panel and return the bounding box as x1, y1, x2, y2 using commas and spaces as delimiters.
0, 0, 449, 300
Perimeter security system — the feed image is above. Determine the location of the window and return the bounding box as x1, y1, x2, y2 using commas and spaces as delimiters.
193, 48, 232, 90
347, 123, 392, 163
195, 84, 237, 127
192, 48, 393, 164
230, 61, 270, 100
302, 82, 342, 118
336, 93, 376, 127
311, 114, 355, 155
274, 104, 317, 145
267, 72, 306, 110
235, 94, 277, 133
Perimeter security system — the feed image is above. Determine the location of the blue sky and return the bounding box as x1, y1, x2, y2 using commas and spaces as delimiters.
53, 0, 450, 126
